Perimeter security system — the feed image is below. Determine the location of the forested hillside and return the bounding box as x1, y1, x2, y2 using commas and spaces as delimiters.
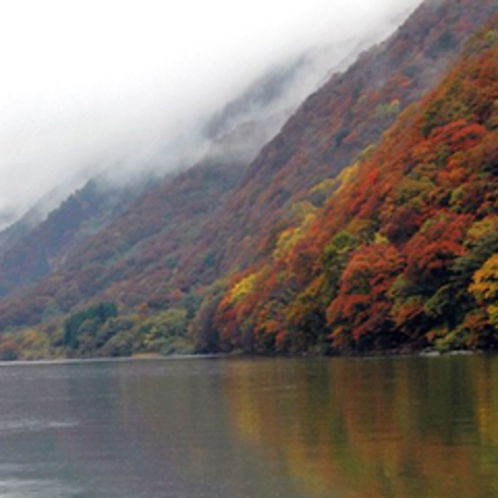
0, 35, 348, 304
214, 13, 498, 354
0, 0, 497, 359
0, 177, 153, 297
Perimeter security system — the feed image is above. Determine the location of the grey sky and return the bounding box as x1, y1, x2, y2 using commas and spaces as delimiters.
0, 0, 422, 225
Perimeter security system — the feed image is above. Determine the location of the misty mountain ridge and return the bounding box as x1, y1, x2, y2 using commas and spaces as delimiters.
0, 176, 103, 256
0, 12, 409, 298
0, 1, 416, 235
203, 7, 418, 164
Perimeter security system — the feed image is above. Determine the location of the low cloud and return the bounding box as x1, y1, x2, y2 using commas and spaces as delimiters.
0, 0, 422, 227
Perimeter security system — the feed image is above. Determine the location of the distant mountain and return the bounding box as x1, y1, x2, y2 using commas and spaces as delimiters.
0, 182, 79, 257
0, 0, 497, 359
0, 175, 154, 297
0, 28, 370, 302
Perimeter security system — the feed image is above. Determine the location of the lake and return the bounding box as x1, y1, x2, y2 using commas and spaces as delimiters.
0, 355, 496, 497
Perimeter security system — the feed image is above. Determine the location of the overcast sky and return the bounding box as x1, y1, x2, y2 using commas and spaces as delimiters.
0, 0, 422, 226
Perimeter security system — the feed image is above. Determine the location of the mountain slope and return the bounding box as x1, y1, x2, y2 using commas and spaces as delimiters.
207, 0, 498, 274
0, 176, 153, 297
0, 160, 244, 329
214, 12, 498, 354
1, 0, 497, 359
0, 31, 369, 303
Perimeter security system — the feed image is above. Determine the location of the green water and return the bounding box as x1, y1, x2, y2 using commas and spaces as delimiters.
0, 355, 496, 497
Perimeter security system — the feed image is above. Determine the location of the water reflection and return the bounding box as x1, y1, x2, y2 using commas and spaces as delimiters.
0, 356, 497, 497
220, 357, 498, 498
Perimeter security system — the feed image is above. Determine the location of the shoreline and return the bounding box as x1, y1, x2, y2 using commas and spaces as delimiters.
0, 348, 488, 365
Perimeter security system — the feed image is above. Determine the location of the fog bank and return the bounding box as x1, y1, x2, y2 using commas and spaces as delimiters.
0, 0, 422, 227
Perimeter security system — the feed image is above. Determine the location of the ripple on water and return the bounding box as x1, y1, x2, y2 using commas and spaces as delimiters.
0, 478, 83, 498
0, 419, 79, 435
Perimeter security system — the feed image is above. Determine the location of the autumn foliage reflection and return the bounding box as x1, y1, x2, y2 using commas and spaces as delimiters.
222, 357, 498, 498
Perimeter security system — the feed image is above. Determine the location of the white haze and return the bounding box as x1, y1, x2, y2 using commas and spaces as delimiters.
0, 0, 422, 228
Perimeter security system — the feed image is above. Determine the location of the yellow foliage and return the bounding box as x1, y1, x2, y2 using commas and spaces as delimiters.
466, 216, 498, 244
487, 304, 498, 329
16, 328, 51, 360
230, 273, 258, 304
310, 178, 338, 195
335, 163, 359, 196
273, 218, 313, 261
373, 232, 389, 245
470, 254, 498, 302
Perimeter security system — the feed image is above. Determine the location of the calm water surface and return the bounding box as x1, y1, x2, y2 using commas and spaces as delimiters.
0, 356, 497, 497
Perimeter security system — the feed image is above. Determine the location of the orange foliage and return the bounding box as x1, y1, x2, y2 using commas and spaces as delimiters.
215, 12, 498, 354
